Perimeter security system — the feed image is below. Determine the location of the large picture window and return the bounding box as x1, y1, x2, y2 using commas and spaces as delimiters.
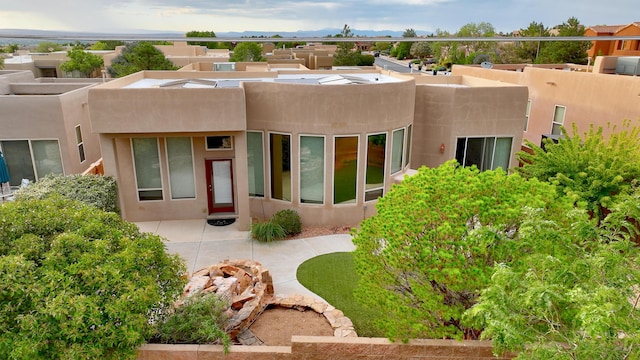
334, 136, 358, 204
270, 133, 291, 201
132, 137, 163, 201
455, 136, 513, 171
0, 139, 63, 186
247, 131, 265, 197
390, 128, 405, 174
551, 105, 566, 135
365, 133, 386, 201
166, 137, 195, 199
300, 135, 324, 204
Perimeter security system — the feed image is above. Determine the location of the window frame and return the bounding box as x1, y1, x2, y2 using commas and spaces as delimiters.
0, 138, 64, 186
74, 125, 86, 163
365, 132, 387, 202
551, 105, 566, 135
247, 131, 265, 198
455, 136, 514, 171
205, 135, 233, 151
269, 131, 292, 202
165, 136, 196, 200
131, 137, 164, 202
332, 134, 359, 206
390, 127, 405, 175
298, 134, 326, 205
524, 100, 531, 132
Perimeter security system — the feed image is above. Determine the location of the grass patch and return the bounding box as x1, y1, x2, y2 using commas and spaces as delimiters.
296, 252, 381, 337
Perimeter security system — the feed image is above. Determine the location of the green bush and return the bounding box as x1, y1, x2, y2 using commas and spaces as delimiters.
357, 54, 375, 66
0, 197, 186, 360
13, 174, 119, 213
153, 292, 231, 352
251, 221, 286, 242
271, 209, 302, 236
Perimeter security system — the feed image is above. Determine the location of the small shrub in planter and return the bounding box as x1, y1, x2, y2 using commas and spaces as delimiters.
251, 221, 286, 242
153, 292, 231, 352
271, 209, 302, 236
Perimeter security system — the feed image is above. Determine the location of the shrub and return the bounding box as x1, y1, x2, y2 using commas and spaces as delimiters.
0, 197, 186, 360
13, 174, 119, 213
357, 54, 375, 66
271, 209, 302, 236
153, 292, 231, 352
251, 221, 286, 242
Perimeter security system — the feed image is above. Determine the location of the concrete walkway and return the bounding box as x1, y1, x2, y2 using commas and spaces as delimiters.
134, 219, 355, 301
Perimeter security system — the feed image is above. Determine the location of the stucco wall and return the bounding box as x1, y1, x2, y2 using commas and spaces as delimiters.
451, 65, 640, 147
242, 80, 415, 226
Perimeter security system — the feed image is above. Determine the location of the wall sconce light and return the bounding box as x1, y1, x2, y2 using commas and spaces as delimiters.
439, 143, 445, 154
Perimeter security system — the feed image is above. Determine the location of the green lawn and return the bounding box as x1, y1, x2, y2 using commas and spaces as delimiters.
296, 252, 381, 337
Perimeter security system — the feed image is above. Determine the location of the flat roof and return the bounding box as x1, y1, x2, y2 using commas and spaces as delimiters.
123, 73, 404, 89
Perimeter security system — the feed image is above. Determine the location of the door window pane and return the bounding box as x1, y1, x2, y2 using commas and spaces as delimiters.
365, 133, 386, 201
300, 136, 324, 204
390, 128, 405, 174
166, 137, 195, 199
31, 140, 63, 179
270, 133, 291, 201
132, 138, 162, 201
247, 131, 265, 197
334, 136, 358, 204
213, 160, 233, 204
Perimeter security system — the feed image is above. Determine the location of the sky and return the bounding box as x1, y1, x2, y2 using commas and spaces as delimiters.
0, 0, 638, 35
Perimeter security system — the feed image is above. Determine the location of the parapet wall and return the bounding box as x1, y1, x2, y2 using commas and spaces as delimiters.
137, 336, 514, 359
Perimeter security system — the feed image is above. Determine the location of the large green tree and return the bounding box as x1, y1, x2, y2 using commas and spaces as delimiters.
394, 28, 416, 60
466, 204, 640, 359
90, 40, 125, 51
0, 197, 186, 359
185, 30, 218, 49
35, 41, 63, 53
107, 41, 177, 78
514, 21, 550, 63
60, 49, 104, 77
333, 24, 359, 66
352, 161, 566, 340
516, 121, 640, 222
229, 42, 265, 62
537, 17, 590, 64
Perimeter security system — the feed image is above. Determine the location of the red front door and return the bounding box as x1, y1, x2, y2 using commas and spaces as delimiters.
205, 159, 235, 214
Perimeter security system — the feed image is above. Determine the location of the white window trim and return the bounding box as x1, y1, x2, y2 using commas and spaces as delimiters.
247, 130, 266, 198
365, 132, 387, 203
524, 100, 531, 132
390, 127, 406, 175
131, 137, 164, 202
404, 124, 412, 169
298, 134, 326, 206
551, 104, 566, 134
164, 136, 197, 201
205, 135, 234, 151
74, 125, 86, 163
332, 134, 360, 206
268, 131, 292, 203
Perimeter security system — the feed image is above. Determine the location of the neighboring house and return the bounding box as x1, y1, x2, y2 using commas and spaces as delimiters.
451, 58, 640, 151
86, 69, 526, 228
3, 50, 114, 78
0, 70, 103, 187
586, 22, 640, 58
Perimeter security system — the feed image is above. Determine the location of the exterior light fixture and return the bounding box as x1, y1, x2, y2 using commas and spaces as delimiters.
440, 143, 445, 154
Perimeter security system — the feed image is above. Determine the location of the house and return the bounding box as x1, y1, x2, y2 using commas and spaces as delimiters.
0, 70, 103, 187
451, 58, 640, 151
85, 69, 526, 228
586, 22, 640, 58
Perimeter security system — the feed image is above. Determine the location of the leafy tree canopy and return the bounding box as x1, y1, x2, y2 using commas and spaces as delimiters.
60, 49, 104, 77
35, 41, 63, 53
0, 197, 186, 359
410, 41, 432, 59
333, 24, 360, 66
516, 121, 640, 222
90, 40, 125, 51
107, 41, 178, 77
537, 17, 590, 64
185, 30, 218, 49
352, 161, 567, 340
229, 42, 265, 62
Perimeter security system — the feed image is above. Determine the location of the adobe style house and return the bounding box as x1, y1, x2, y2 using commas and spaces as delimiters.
451, 59, 640, 151
0, 70, 103, 187
86, 69, 526, 228
586, 22, 640, 59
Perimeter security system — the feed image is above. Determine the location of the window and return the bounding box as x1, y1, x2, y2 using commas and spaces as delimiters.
365, 133, 386, 201
390, 128, 405, 174
270, 133, 291, 201
456, 136, 513, 171
524, 100, 531, 132
247, 131, 265, 197
206, 136, 233, 150
0, 139, 63, 186
299, 135, 324, 204
334, 136, 358, 204
551, 105, 566, 135
166, 137, 195, 199
404, 125, 412, 168
75, 125, 85, 163
132, 138, 163, 201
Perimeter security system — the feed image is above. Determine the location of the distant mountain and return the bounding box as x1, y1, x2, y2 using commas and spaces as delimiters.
215, 29, 412, 38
